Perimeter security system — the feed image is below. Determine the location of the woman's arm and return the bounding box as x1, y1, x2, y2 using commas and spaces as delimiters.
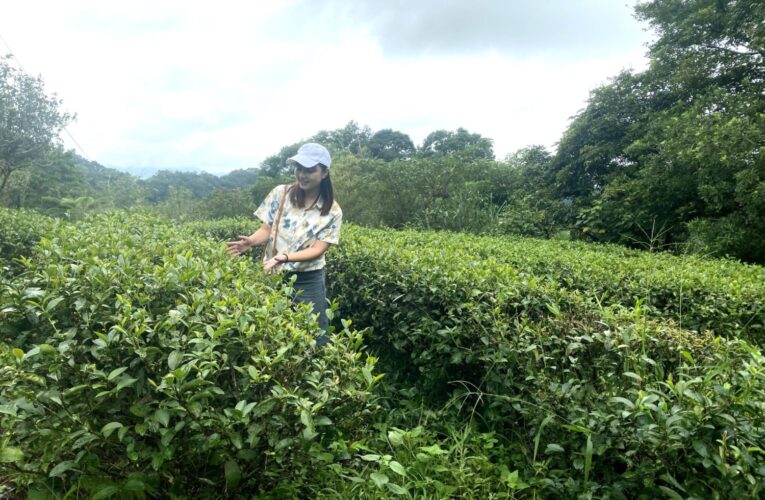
263, 241, 332, 271
226, 224, 271, 256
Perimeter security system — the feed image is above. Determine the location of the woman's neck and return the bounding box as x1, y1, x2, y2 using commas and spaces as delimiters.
303, 187, 321, 207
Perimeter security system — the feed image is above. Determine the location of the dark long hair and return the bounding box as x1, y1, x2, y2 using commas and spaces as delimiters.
290, 164, 334, 216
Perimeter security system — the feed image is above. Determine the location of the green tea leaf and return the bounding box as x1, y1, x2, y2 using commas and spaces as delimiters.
168, 350, 183, 370
116, 377, 138, 391
0, 447, 24, 463
107, 367, 128, 381
388, 460, 406, 477
225, 459, 242, 489
155, 409, 170, 427
49, 460, 76, 477
386, 482, 408, 495
101, 421, 124, 438
370, 472, 389, 488
91, 485, 120, 500
545, 444, 565, 454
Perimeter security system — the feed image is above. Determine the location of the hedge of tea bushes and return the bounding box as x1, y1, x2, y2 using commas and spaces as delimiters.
0, 208, 58, 275
333, 225, 765, 343
0, 213, 380, 498
182, 216, 258, 242
326, 225, 765, 496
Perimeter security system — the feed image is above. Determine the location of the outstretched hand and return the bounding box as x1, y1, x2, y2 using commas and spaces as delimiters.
226, 235, 253, 256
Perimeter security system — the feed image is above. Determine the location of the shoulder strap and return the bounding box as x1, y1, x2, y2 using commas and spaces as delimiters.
264, 184, 291, 261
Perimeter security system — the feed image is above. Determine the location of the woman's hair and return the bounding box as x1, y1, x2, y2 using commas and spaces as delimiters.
290, 164, 334, 216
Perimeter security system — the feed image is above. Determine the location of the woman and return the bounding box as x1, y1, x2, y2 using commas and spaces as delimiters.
226, 143, 342, 345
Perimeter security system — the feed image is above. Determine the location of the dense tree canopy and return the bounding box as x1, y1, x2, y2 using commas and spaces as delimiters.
0, 56, 73, 196
549, 0, 765, 261
367, 128, 415, 161
419, 127, 495, 160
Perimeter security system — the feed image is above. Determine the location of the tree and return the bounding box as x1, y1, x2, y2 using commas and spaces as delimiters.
635, 0, 765, 97
5, 147, 88, 212
142, 170, 221, 203
418, 128, 495, 159
191, 188, 254, 220
75, 155, 145, 209
310, 120, 372, 155
548, 0, 765, 262
217, 168, 259, 189
367, 128, 415, 161
0, 56, 73, 197
259, 143, 301, 177
259, 121, 374, 178
496, 146, 567, 238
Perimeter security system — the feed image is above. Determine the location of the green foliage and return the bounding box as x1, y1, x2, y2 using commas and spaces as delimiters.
3, 148, 88, 213
0, 208, 57, 275
319, 422, 522, 498
0, 56, 73, 197
151, 186, 194, 220
259, 143, 302, 178
550, 0, 765, 263
142, 170, 223, 203
75, 156, 146, 209
182, 217, 260, 244
687, 214, 765, 262
327, 224, 765, 496
332, 154, 508, 233
310, 120, 373, 157
367, 129, 415, 161
495, 146, 567, 238
3, 213, 765, 497
215, 168, 259, 190
0, 213, 378, 497
331, 226, 764, 345
418, 128, 495, 160
248, 175, 292, 211
260, 121, 373, 178
188, 188, 255, 220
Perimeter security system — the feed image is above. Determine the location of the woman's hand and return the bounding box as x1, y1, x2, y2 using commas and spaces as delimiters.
263, 255, 286, 273
226, 235, 254, 256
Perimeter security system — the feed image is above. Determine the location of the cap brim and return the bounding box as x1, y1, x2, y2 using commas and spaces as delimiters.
287, 154, 321, 169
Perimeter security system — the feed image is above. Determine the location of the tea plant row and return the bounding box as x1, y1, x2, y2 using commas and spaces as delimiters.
0, 211, 380, 497
324, 224, 765, 497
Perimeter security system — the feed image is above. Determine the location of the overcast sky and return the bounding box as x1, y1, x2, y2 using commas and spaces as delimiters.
1, 0, 653, 175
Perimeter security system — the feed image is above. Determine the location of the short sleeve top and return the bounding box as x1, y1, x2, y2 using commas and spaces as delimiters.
253, 184, 343, 272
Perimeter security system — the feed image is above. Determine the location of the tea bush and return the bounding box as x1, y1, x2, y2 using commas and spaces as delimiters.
3, 213, 765, 497
182, 216, 257, 242
0, 208, 58, 275
0, 213, 379, 497
327, 224, 765, 496
330, 225, 765, 343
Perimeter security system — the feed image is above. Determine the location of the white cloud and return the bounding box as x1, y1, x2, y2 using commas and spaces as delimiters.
0, 1, 652, 174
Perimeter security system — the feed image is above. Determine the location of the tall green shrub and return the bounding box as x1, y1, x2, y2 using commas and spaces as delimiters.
0, 214, 379, 497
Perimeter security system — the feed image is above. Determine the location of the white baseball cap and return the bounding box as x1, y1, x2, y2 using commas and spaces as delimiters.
288, 143, 332, 169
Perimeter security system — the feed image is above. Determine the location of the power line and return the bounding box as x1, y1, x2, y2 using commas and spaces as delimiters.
0, 30, 90, 160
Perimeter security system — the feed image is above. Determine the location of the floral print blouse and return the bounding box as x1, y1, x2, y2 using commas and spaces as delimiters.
254, 184, 343, 272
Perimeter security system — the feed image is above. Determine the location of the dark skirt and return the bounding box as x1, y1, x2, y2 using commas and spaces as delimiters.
284, 268, 329, 345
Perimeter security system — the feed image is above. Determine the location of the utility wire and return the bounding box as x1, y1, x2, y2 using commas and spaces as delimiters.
0, 31, 90, 160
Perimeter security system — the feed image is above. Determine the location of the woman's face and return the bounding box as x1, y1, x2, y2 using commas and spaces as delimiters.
294, 164, 327, 192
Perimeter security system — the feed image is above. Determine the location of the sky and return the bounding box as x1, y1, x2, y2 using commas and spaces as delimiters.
1, 0, 654, 176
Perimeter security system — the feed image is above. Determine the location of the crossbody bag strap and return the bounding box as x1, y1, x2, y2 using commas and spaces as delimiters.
263, 184, 291, 262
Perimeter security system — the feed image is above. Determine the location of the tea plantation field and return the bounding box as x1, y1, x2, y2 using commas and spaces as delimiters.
2, 209, 765, 498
